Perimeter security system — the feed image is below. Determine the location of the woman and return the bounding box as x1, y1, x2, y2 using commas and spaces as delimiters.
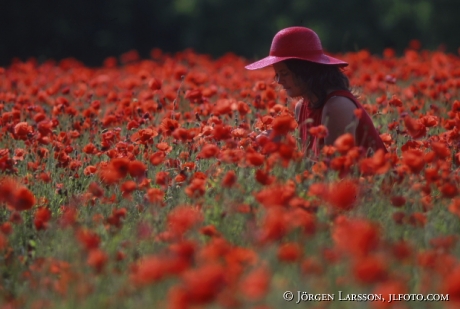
246, 27, 387, 157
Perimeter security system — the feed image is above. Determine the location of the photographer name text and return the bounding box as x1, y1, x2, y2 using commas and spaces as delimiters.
282, 291, 449, 303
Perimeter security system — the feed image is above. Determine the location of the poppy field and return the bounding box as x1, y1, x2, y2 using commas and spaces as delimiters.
1, 45, 460, 309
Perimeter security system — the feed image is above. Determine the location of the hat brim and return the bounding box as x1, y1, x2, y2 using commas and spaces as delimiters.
245, 54, 348, 70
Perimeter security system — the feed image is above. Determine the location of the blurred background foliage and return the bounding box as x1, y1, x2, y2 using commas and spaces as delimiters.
1, 0, 459, 66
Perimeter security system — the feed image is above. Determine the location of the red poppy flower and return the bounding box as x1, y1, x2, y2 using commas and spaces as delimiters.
309, 125, 329, 138
76, 228, 100, 251
246, 151, 265, 166
402, 149, 425, 174
13, 122, 33, 140
131, 128, 158, 144
120, 49, 140, 63
237, 101, 251, 117
88, 182, 104, 198
408, 212, 427, 227
403, 116, 426, 139
353, 255, 387, 284
259, 207, 287, 242
392, 211, 405, 225
431, 141, 450, 158
12, 187, 36, 211
185, 89, 203, 103
326, 179, 359, 211
286, 208, 316, 235
99, 168, 121, 185
150, 151, 166, 166
160, 118, 179, 135
332, 216, 380, 257
240, 266, 270, 301
442, 266, 460, 302
128, 160, 147, 179
231, 127, 247, 138
278, 143, 296, 162
334, 133, 355, 155
83, 165, 97, 176
390, 196, 406, 207
111, 157, 130, 176
421, 115, 439, 127
106, 208, 127, 229
156, 142, 171, 152
180, 264, 226, 304
255, 169, 274, 185
148, 77, 162, 90
120, 180, 137, 197
167, 206, 203, 235
145, 188, 165, 205
198, 144, 220, 159
430, 235, 457, 252
0, 177, 18, 206
359, 149, 391, 175
155, 171, 170, 186
388, 95, 403, 107
308, 182, 328, 198
34, 207, 52, 231
13, 148, 26, 162
299, 258, 323, 276
87, 249, 108, 273
212, 124, 232, 140
271, 114, 297, 135
440, 182, 458, 198
59, 207, 77, 228
131, 256, 166, 286
127, 120, 140, 130
449, 198, 460, 217
0, 234, 8, 251
37, 147, 49, 158
391, 240, 413, 261
372, 280, 408, 309
255, 182, 296, 208
200, 225, 221, 238
172, 128, 192, 141
69, 160, 82, 171
213, 99, 233, 116
277, 242, 303, 262
0, 222, 12, 235
83, 143, 98, 154
221, 170, 236, 188
185, 178, 206, 197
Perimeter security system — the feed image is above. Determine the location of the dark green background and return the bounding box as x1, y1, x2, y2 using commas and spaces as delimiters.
1, 0, 459, 66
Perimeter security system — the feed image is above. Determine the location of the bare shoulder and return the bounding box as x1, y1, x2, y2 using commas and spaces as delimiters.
321, 96, 359, 145
323, 96, 357, 115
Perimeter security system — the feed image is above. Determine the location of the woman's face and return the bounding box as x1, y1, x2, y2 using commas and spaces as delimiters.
272, 62, 309, 98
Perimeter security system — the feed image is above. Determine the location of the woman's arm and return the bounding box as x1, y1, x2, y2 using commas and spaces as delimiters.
321, 96, 358, 145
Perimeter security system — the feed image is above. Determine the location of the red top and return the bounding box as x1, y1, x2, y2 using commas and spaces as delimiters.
298, 90, 387, 157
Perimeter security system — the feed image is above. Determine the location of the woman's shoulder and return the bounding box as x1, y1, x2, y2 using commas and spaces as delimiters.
324, 89, 358, 108
323, 95, 357, 116
325, 89, 361, 104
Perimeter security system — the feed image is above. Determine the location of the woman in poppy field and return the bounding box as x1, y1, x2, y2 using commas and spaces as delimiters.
246, 27, 387, 157
2, 29, 460, 308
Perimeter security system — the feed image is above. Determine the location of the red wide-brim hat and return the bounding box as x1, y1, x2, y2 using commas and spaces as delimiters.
245, 27, 348, 70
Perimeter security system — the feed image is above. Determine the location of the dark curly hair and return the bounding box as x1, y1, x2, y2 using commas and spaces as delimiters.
283, 59, 350, 109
